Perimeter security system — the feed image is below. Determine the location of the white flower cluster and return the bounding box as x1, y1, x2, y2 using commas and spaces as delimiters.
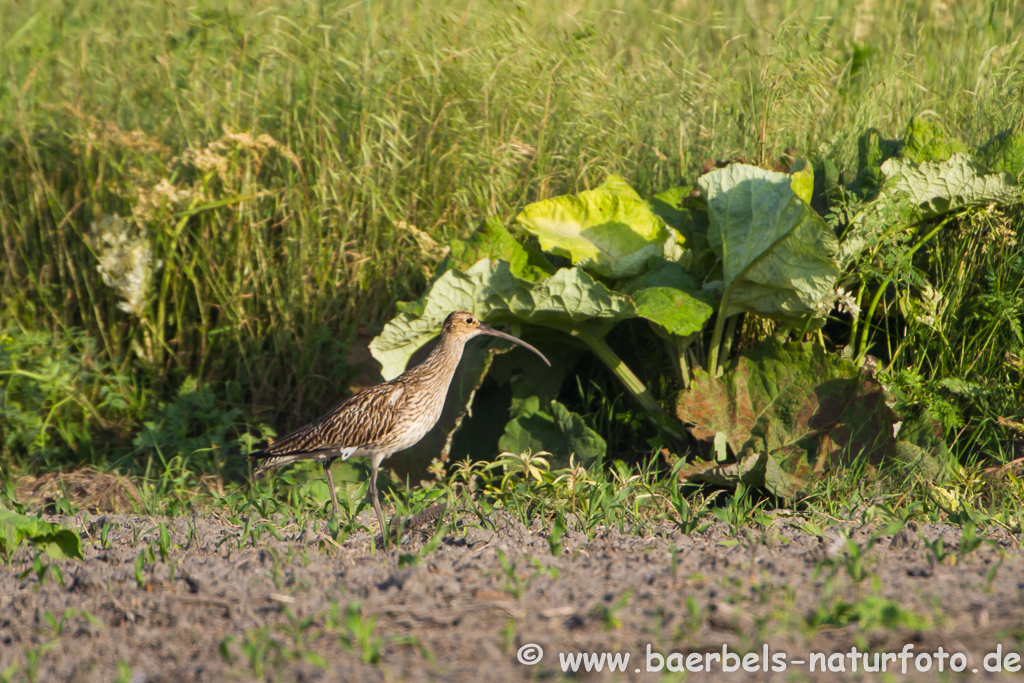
89, 215, 160, 316
912, 284, 944, 327
132, 177, 197, 223
814, 287, 861, 319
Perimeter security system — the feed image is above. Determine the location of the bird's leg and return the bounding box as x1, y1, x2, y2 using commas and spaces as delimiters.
323, 459, 341, 518
369, 453, 388, 547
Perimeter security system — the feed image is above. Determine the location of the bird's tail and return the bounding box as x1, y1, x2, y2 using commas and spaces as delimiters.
250, 452, 301, 477
250, 447, 346, 476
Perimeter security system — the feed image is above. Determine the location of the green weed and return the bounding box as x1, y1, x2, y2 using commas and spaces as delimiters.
17, 554, 65, 591
330, 601, 384, 666
495, 550, 559, 601
591, 588, 634, 631
808, 595, 930, 632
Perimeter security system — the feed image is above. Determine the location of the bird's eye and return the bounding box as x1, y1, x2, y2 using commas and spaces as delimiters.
466, 317, 475, 324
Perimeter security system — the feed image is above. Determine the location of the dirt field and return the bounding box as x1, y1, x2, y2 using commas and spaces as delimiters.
2, 510, 1022, 682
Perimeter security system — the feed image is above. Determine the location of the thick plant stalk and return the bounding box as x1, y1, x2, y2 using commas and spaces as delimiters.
705, 304, 729, 376
717, 315, 739, 376
676, 338, 691, 389
575, 331, 689, 442
661, 333, 694, 389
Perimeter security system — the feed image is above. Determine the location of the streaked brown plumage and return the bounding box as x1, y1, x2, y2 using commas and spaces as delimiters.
249, 310, 550, 544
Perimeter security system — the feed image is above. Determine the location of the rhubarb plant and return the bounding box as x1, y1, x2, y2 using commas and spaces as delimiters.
371, 118, 1024, 491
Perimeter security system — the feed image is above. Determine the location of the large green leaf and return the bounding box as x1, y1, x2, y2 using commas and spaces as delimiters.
675, 340, 899, 498
619, 260, 715, 337
506, 265, 636, 330
498, 400, 606, 468
697, 164, 840, 324
0, 509, 83, 560
789, 160, 815, 205
633, 288, 713, 338
647, 187, 718, 280
438, 218, 554, 282
880, 153, 1024, 218
646, 186, 692, 234
900, 116, 968, 164
976, 127, 1024, 177
369, 260, 634, 379
515, 175, 674, 278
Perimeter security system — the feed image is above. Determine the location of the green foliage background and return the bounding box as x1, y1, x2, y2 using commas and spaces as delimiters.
1, 0, 1023, 488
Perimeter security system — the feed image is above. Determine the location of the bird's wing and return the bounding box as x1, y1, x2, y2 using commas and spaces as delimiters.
250, 382, 406, 465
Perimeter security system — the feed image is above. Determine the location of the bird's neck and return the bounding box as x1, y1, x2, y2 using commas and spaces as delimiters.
407, 332, 465, 386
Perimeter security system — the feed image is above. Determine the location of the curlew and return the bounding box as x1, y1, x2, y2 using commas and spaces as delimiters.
249, 311, 550, 544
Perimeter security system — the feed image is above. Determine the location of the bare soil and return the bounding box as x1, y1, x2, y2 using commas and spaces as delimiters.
2, 510, 1022, 682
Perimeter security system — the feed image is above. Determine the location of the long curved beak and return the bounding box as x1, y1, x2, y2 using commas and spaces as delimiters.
478, 325, 551, 366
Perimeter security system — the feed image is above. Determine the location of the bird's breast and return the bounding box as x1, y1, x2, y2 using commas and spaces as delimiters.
384, 390, 447, 452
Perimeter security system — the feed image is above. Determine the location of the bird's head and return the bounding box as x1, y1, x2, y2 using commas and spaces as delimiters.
442, 311, 551, 366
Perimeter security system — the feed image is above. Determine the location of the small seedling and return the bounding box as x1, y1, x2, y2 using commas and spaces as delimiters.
239, 627, 274, 678
499, 619, 516, 655
157, 523, 171, 562
957, 522, 984, 560
277, 608, 328, 670
591, 588, 633, 631
923, 536, 952, 566
682, 595, 704, 634
43, 610, 70, 638
985, 553, 1005, 593
18, 554, 65, 591
22, 645, 42, 683
494, 551, 557, 600
548, 514, 566, 557
331, 601, 383, 665
389, 634, 436, 666
135, 546, 155, 588
219, 636, 237, 666
496, 549, 523, 599
667, 490, 711, 535
54, 496, 78, 516
840, 539, 871, 584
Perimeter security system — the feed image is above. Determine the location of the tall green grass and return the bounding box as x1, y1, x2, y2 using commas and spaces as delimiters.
1, 0, 1023, 480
